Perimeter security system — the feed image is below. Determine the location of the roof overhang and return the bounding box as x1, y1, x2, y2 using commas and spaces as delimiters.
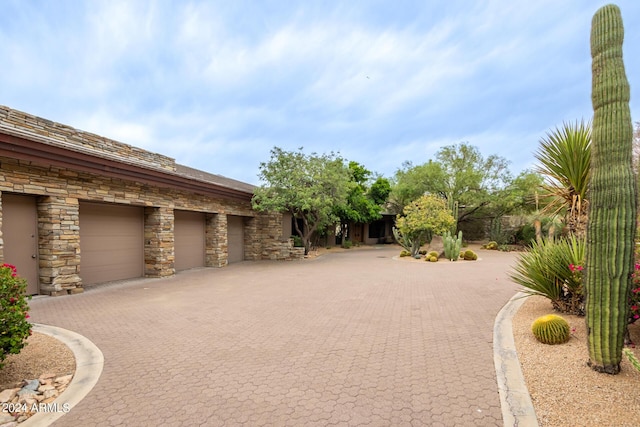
0, 130, 254, 202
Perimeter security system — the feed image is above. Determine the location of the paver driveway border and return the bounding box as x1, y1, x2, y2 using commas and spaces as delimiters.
26, 245, 540, 426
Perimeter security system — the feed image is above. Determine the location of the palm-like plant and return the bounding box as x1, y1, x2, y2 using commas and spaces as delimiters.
534, 120, 591, 237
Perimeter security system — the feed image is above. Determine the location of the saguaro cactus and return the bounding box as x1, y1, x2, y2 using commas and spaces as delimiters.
585, 4, 636, 374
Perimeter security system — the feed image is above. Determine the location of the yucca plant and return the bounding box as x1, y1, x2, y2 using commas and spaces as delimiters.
510, 235, 585, 315
534, 120, 591, 237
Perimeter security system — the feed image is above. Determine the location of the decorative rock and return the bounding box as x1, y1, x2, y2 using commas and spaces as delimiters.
0, 413, 16, 424
54, 375, 72, 385
42, 389, 59, 400
427, 235, 445, 257
38, 373, 56, 384
0, 371, 73, 425
37, 384, 55, 393
22, 380, 39, 392
0, 388, 19, 403
16, 389, 37, 397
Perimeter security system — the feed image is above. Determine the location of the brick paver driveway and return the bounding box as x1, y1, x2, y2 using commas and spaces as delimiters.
30, 245, 519, 426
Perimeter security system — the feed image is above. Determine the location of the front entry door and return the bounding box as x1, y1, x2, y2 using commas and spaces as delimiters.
2, 194, 39, 294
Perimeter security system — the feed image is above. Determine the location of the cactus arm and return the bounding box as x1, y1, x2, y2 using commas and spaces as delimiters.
585, 4, 637, 374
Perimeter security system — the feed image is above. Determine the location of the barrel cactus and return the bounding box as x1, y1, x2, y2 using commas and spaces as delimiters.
463, 250, 477, 261
585, 4, 637, 374
531, 314, 570, 345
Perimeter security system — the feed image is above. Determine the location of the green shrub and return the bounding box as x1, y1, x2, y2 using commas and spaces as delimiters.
342, 240, 353, 249
419, 250, 427, 255
516, 224, 537, 246
399, 250, 411, 257
509, 236, 585, 315
0, 264, 32, 370
427, 251, 439, 259
531, 314, 570, 344
291, 235, 303, 247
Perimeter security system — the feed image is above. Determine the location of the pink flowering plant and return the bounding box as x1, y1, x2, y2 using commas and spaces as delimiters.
0, 263, 32, 370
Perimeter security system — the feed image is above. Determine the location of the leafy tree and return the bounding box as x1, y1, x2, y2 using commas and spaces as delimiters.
393, 195, 455, 257
333, 163, 392, 245
435, 143, 512, 223
534, 120, 591, 237
252, 147, 351, 254
389, 160, 445, 212
390, 143, 514, 226
368, 176, 392, 206
494, 170, 546, 216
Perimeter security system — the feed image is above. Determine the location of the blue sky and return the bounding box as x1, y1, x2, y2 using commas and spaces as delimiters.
2, 1, 639, 185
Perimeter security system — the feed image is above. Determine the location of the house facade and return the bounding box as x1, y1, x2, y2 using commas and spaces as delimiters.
0, 106, 301, 296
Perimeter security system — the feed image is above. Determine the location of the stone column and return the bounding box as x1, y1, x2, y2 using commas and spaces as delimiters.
144, 207, 175, 277
206, 213, 227, 267
257, 211, 296, 260
37, 196, 82, 295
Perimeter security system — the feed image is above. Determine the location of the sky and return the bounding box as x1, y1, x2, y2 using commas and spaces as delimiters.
1, 0, 639, 185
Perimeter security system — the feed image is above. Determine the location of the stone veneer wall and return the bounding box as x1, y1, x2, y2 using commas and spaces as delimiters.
258, 212, 305, 260
37, 196, 82, 295
0, 157, 301, 295
0, 106, 305, 295
144, 207, 175, 278
206, 213, 228, 268
0, 106, 175, 171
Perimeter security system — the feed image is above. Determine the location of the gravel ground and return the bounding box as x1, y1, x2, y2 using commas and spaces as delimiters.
513, 295, 640, 427
0, 332, 75, 391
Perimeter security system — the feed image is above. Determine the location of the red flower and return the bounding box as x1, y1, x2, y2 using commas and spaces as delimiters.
9, 297, 16, 304
25, 313, 30, 319
569, 264, 575, 272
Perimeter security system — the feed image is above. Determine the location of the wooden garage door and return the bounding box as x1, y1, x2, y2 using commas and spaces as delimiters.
2, 194, 39, 294
79, 202, 143, 285
227, 215, 244, 263
174, 210, 205, 271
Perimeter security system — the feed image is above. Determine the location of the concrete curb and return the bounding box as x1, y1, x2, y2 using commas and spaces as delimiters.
494, 292, 540, 427
21, 324, 104, 427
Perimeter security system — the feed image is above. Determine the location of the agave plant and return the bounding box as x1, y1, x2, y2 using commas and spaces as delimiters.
534, 120, 591, 237
510, 235, 586, 315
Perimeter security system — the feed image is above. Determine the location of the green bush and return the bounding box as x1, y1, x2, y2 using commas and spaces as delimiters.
516, 224, 537, 246
342, 240, 353, 249
399, 250, 411, 257
291, 235, 303, 247
509, 236, 585, 315
0, 264, 32, 370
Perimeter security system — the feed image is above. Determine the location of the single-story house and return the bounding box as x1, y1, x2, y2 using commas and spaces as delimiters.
0, 106, 301, 296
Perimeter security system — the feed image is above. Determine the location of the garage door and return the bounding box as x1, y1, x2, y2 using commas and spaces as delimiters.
227, 215, 244, 263
174, 210, 205, 271
79, 202, 144, 285
2, 194, 39, 294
